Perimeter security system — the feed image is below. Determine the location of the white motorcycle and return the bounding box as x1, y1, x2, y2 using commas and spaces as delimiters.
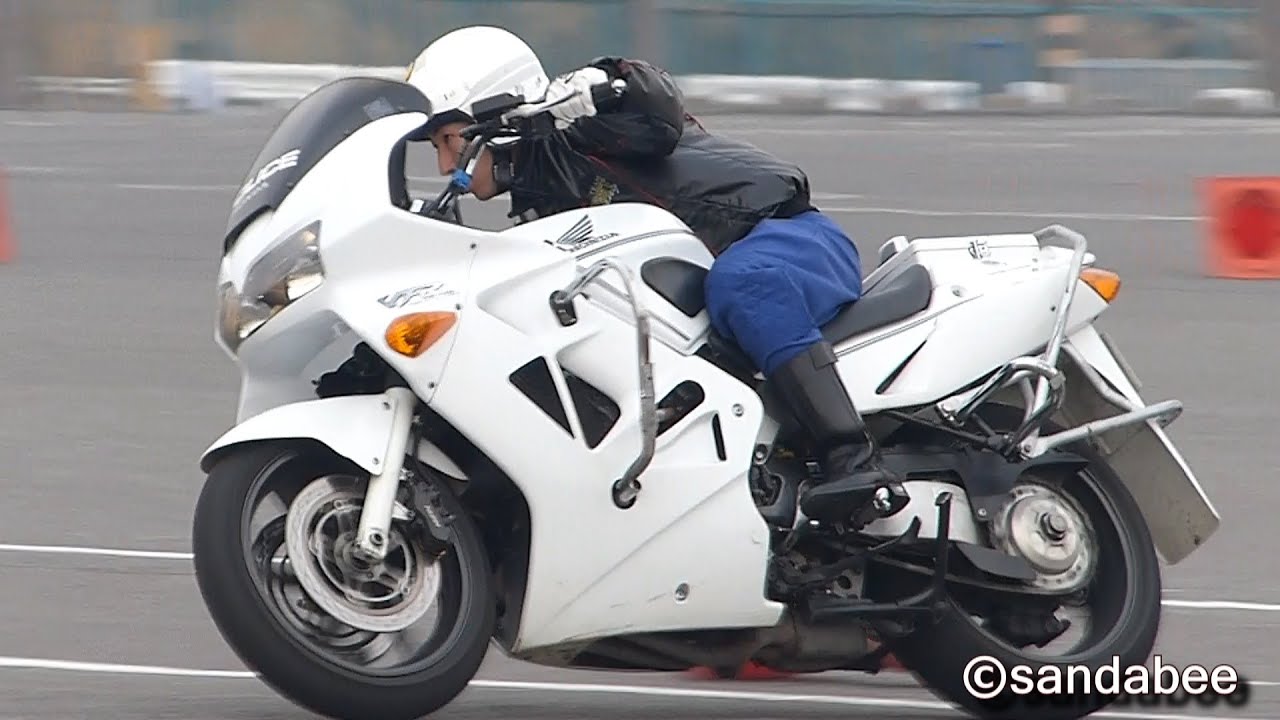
192, 73, 1221, 720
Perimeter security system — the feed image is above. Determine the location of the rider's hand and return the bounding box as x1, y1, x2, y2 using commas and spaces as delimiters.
545, 67, 610, 129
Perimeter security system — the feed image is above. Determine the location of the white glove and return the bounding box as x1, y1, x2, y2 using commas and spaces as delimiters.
544, 67, 610, 129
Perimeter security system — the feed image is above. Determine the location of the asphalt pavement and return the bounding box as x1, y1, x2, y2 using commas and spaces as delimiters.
1, 108, 1279, 719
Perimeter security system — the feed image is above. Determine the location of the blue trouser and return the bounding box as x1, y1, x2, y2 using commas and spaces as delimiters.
704, 210, 863, 377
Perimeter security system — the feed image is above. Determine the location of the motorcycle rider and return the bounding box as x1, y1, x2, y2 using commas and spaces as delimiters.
404, 26, 906, 524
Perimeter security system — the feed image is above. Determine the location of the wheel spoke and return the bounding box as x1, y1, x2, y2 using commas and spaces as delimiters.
378, 564, 407, 590
335, 502, 358, 535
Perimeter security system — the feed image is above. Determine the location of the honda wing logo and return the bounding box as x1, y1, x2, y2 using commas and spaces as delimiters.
547, 216, 618, 253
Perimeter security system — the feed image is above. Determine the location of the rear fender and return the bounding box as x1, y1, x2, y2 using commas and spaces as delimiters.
1051, 325, 1221, 564
200, 393, 467, 480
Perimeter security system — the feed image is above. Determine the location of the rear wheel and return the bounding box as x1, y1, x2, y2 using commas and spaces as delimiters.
865, 410, 1162, 719
192, 441, 495, 720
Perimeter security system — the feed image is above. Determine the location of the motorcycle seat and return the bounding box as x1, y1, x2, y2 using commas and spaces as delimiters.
640, 257, 934, 346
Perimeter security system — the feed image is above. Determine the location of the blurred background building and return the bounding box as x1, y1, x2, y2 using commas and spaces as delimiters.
0, 0, 1275, 113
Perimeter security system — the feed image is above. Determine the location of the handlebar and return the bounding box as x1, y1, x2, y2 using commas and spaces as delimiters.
483, 77, 627, 129
418, 77, 628, 221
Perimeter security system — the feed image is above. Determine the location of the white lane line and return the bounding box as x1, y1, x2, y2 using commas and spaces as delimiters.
0, 543, 192, 561
6, 165, 94, 178
469, 679, 1273, 720
3, 120, 67, 128
963, 141, 1073, 150
823, 206, 1200, 223
726, 126, 1280, 139
3, 167, 235, 192
2, 544, 1279, 613
0, 657, 251, 678
114, 183, 237, 192
2, 543, 1279, 622
815, 192, 868, 201
1162, 599, 1280, 612
0, 658, 1268, 718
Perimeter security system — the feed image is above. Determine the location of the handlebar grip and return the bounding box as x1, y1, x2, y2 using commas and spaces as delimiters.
591, 78, 628, 111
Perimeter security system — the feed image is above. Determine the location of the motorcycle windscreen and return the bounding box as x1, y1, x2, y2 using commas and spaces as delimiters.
223, 76, 432, 253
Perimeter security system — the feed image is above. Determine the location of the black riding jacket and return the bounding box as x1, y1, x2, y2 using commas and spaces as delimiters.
505, 57, 815, 256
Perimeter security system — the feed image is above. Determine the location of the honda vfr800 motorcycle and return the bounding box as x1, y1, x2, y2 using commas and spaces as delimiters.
192, 73, 1220, 720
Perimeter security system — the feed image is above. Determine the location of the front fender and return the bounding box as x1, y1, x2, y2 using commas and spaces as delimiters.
200, 394, 404, 474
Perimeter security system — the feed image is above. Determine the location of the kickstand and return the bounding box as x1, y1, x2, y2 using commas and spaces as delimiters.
928, 492, 953, 615
865, 516, 921, 556
802, 491, 956, 622
863, 491, 953, 614
872, 491, 952, 612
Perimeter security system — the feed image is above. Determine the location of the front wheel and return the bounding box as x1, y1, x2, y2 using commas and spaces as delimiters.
866, 426, 1162, 719
191, 441, 495, 720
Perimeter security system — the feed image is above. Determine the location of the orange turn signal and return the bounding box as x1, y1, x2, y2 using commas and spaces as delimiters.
1080, 267, 1121, 303
385, 311, 456, 358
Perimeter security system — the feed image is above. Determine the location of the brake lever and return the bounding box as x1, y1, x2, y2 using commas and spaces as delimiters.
592, 78, 629, 109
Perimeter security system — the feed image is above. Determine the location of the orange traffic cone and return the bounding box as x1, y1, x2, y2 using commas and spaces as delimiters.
1200, 176, 1280, 278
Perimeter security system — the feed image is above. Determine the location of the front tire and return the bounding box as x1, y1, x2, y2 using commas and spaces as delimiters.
867, 419, 1162, 719
192, 441, 495, 720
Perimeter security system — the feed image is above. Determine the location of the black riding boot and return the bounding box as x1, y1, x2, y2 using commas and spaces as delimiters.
769, 341, 909, 524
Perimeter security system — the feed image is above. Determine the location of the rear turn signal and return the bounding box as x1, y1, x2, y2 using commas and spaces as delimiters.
385, 311, 456, 357
1080, 268, 1121, 303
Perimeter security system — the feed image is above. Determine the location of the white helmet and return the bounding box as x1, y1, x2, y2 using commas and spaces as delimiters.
405, 26, 550, 136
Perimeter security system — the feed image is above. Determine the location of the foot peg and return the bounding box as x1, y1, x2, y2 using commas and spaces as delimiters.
870, 481, 911, 517
799, 474, 911, 525
874, 482, 910, 516
849, 481, 911, 528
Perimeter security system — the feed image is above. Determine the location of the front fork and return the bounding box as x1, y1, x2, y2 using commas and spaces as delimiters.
353, 385, 419, 562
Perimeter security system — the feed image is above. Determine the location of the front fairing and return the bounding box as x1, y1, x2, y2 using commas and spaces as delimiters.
215, 110, 484, 423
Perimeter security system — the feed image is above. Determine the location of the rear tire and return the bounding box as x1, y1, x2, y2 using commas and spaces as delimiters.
866, 413, 1162, 719
192, 442, 495, 720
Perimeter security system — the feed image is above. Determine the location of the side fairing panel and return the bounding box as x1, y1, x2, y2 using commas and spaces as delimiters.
497, 203, 717, 355
430, 215, 784, 650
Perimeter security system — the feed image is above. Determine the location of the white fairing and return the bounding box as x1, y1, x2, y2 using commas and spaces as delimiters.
832, 233, 1111, 410
204, 99, 1218, 656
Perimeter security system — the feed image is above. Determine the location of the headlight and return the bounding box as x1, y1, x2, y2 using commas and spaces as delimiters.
217, 221, 323, 352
